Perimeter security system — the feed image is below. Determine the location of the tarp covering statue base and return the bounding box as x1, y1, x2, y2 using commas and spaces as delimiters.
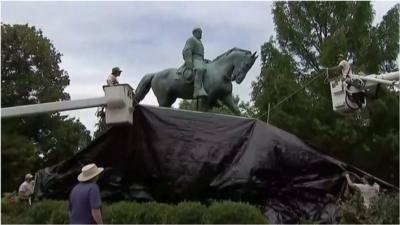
34, 105, 398, 223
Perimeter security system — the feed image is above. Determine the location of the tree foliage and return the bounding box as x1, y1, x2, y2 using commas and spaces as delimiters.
1, 24, 91, 192
93, 107, 107, 139
252, 2, 399, 184
375, 4, 400, 72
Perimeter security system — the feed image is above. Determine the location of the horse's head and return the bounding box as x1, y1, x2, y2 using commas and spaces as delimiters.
231, 50, 258, 84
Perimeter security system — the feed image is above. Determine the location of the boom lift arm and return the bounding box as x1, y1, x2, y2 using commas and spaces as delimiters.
1, 84, 135, 125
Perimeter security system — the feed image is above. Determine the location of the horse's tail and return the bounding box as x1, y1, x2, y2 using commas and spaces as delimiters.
134, 73, 155, 103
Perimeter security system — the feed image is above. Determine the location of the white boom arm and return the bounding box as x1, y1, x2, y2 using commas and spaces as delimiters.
329, 71, 399, 114
1, 84, 135, 124
2, 97, 110, 118
352, 71, 399, 87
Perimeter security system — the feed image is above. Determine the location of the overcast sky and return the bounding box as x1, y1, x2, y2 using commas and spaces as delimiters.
2, 1, 397, 135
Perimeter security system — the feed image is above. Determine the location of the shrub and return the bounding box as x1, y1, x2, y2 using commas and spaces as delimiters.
1, 199, 268, 224
3, 194, 398, 224
48, 201, 69, 224
172, 201, 208, 224
205, 201, 268, 224
2, 214, 31, 224
27, 200, 68, 224
1, 196, 25, 216
136, 202, 175, 224
339, 191, 366, 223
103, 201, 142, 224
368, 192, 399, 224
339, 191, 399, 224
1, 195, 31, 224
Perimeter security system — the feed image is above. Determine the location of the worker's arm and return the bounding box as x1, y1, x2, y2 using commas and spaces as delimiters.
91, 208, 103, 224
89, 185, 103, 224
344, 173, 355, 187
326, 65, 343, 78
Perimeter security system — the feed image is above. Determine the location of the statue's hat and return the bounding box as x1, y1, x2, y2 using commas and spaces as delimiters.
192, 27, 202, 33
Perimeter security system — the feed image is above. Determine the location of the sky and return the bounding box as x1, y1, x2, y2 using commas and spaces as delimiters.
1, 1, 398, 135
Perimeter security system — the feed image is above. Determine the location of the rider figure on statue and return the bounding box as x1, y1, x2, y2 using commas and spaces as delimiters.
178, 27, 209, 98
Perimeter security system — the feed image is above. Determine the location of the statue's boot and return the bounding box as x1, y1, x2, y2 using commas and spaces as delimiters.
193, 71, 208, 98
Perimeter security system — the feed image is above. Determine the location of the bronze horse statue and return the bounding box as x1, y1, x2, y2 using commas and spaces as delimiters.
134, 48, 258, 115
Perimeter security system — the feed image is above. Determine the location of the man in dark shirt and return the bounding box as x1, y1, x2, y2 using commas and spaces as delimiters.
69, 163, 104, 224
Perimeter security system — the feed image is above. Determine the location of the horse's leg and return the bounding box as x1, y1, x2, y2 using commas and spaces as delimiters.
155, 84, 176, 107
198, 97, 210, 112
153, 77, 173, 107
220, 94, 241, 115
157, 95, 176, 107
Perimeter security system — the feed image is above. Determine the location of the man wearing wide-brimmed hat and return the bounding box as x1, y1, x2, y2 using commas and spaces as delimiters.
106, 66, 122, 86
69, 163, 104, 224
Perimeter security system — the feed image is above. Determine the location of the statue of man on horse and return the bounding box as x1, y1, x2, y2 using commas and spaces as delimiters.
177, 27, 209, 98
134, 27, 258, 115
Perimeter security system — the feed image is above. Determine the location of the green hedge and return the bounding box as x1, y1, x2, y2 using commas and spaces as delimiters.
339, 191, 399, 224
4, 192, 397, 224
1, 199, 268, 224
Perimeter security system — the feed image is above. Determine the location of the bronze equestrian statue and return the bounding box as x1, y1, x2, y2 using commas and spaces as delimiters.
134, 28, 257, 115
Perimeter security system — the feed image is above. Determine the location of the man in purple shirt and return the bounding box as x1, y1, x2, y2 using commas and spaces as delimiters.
69, 163, 104, 224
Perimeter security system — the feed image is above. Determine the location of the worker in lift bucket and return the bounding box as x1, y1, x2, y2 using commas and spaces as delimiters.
107, 67, 122, 86
329, 54, 365, 109
327, 54, 352, 79
336, 54, 352, 79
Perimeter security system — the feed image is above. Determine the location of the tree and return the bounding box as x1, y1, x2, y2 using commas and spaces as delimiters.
252, 2, 399, 184
375, 4, 399, 72
1, 24, 91, 191
93, 107, 107, 139
1, 24, 70, 107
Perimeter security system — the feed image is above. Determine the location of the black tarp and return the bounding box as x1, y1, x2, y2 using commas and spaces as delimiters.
34, 105, 398, 223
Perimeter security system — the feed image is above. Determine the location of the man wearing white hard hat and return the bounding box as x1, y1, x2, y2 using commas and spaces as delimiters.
18, 173, 34, 205
69, 163, 104, 224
